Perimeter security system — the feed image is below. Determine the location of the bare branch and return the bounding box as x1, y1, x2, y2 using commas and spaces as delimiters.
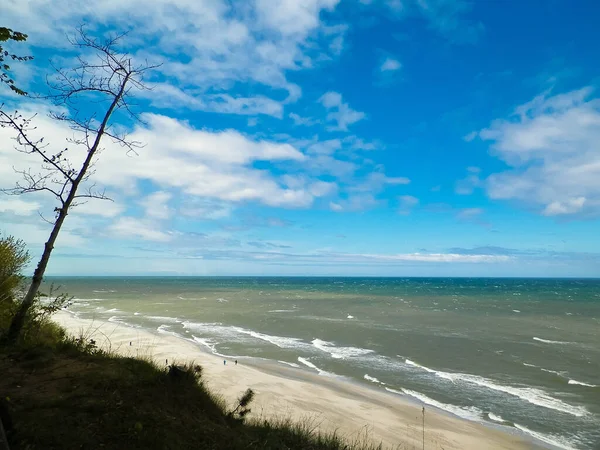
0, 110, 76, 182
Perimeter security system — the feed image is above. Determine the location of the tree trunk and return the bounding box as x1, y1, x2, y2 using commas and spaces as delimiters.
5, 206, 70, 342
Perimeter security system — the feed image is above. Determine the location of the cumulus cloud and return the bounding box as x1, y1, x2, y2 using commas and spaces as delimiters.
380, 57, 401, 72
319, 91, 366, 131
477, 87, 600, 217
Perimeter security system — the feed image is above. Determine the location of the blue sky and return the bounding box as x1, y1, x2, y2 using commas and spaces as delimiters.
1, 0, 600, 277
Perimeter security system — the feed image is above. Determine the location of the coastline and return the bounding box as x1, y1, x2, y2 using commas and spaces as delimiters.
53, 311, 540, 450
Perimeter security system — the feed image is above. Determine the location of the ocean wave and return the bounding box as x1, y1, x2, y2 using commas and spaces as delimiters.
347, 315, 355, 319
364, 374, 383, 384
386, 387, 483, 422
533, 337, 571, 345
297, 357, 334, 376
268, 309, 296, 313
92, 290, 116, 293
404, 358, 587, 417
278, 360, 300, 368
568, 379, 597, 387
540, 368, 564, 376
157, 324, 182, 338
238, 329, 303, 349
514, 424, 579, 450
107, 316, 141, 328
102, 308, 120, 313
522, 363, 537, 367
311, 339, 374, 359
146, 315, 182, 324
487, 412, 505, 423
191, 336, 226, 357
183, 321, 305, 350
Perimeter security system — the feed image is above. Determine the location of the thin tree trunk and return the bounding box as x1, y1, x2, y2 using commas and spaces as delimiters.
5, 74, 129, 342
5, 205, 70, 341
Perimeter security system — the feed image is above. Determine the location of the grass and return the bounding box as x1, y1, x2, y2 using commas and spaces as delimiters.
0, 302, 388, 450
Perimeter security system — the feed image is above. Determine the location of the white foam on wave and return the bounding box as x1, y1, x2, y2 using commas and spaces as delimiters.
404, 358, 587, 417
297, 357, 334, 376
157, 324, 182, 338
183, 321, 306, 350
311, 339, 374, 359
386, 387, 483, 422
364, 374, 384, 384
347, 315, 355, 319
278, 360, 300, 368
487, 412, 505, 423
268, 309, 296, 313
523, 363, 537, 368
512, 309, 520, 313
239, 329, 303, 349
540, 368, 564, 376
533, 337, 571, 345
107, 316, 141, 328
102, 308, 120, 313
191, 335, 226, 356
146, 315, 182, 324
514, 424, 579, 450
568, 379, 597, 387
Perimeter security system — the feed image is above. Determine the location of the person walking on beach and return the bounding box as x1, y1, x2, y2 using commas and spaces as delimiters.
224, 360, 226, 365
235, 359, 238, 366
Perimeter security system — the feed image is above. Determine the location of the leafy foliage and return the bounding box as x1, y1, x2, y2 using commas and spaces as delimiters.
0, 27, 33, 96
0, 234, 30, 303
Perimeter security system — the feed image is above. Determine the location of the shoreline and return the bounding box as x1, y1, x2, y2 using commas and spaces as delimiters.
53, 311, 542, 450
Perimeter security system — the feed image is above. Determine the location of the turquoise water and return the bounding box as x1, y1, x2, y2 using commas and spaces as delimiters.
50, 277, 600, 449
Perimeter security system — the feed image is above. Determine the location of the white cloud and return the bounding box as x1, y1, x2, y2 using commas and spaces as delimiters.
455, 167, 482, 195
109, 217, 172, 242
142, 85, 284, 118
139, 192, 172, 220
3, 0, 346, 109
289, 112, 319, 127
456, 207, 483, 219
319, 91, 366, 131
72, 200, 125, 218
463, 131, 477, 142
336, 252, 509, 263
0, 106, 338, 215
398, 195, 419, 215
0, 198, 41, 216
380, 57, 401, 72
479, 87, 600, 217
329, 201, 343, 212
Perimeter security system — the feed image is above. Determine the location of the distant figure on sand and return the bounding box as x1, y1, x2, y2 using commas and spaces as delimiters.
224, 360, 226, 365
166, 359, 168, 365
235, 360, 238, 365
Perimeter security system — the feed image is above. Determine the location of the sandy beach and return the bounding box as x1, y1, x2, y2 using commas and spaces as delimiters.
53, 311, 539, 450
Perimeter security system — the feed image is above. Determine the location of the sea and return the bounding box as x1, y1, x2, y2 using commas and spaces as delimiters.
48, 277, 600, 450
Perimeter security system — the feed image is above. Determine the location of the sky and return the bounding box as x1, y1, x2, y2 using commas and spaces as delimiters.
1, 0, 600, 277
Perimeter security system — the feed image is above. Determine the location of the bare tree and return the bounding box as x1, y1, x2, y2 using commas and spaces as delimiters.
0, 28, 158, 341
